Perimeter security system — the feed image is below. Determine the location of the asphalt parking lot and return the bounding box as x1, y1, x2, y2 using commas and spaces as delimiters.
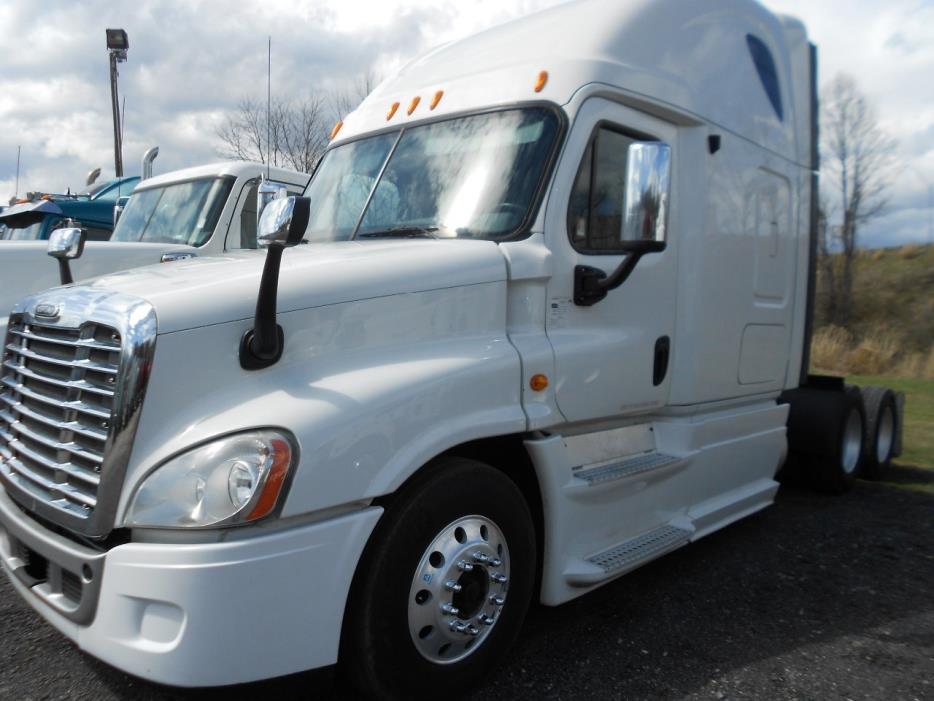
1, 465, 932, 700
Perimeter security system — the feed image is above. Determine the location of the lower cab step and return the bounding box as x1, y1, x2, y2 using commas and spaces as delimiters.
564, 523, 693, 587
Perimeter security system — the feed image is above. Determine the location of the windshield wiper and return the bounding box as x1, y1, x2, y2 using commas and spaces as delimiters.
357, 226, 439, 239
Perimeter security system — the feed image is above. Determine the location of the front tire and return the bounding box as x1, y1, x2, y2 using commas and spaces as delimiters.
339, 456, 536, 699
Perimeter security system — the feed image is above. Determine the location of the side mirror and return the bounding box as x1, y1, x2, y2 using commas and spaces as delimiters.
257, 196, 309, 248
47, 226, 87, 285
240, 196, 311, 370
574, 141, 671, 306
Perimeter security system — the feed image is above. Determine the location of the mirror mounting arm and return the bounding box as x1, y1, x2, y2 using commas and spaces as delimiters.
573, 241, 665, 307
239, 244, 287, 370
58, 258, 75, 286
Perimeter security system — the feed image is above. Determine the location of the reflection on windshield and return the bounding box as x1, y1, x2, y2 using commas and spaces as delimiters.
110, 177, 234, 246
303, 108, 559, 242
5, 221, 46, 240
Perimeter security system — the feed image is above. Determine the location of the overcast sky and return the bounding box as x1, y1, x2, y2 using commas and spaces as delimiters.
0, 0, 930, 248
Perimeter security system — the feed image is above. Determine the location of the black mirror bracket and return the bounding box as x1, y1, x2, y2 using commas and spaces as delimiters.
239, 245, 287, 370
58, 259, 75, 286
573, 240, 665, 307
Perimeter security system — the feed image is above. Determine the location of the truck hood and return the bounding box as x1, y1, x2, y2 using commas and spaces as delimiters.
75, 239, 508, 334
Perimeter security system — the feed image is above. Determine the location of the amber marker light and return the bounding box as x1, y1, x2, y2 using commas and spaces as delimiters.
329, 120, 343, 140
246, 438, 292, 521
534, 70, 548, 92
530, 374, 549, 392
407, 95, 421, 115
430, 90, 444, 110
387, 102, 400, 121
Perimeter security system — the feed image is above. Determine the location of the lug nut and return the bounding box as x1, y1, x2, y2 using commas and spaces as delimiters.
456, 560, 474, 572
489, 595, 506, 606
490, 558, 502, 567
472, 551, 490, 563
479, 614, 495, 626
490, 572, 507, 584
467, 625, 480, 636
453, 622, 468, 634
444, 580, 462, 593
441, 603, 459, 616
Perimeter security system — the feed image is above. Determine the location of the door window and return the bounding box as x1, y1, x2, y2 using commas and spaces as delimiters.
567, 126, 649, 253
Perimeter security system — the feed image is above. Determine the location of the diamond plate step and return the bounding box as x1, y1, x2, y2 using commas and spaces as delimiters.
589, 524, 691, 575
576, 452, 681, 486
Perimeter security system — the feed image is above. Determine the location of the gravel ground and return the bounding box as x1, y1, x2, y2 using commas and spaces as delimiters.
1, 465, 932, 701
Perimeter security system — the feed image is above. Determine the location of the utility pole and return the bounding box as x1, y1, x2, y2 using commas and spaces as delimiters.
14, 145, 20, 200
106, 29, 129, 178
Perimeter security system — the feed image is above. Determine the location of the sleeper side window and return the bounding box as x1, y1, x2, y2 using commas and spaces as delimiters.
567, 126, 638, 253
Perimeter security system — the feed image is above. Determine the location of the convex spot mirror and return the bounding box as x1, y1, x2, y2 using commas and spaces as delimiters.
47, 227, 87, 260
257, 196, 310, 248
620, 141, 671, 252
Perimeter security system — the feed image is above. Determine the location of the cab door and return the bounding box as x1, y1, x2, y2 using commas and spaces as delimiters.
545, 98, 680, 424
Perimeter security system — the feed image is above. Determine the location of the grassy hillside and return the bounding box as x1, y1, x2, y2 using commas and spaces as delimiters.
812, 243, 934, 378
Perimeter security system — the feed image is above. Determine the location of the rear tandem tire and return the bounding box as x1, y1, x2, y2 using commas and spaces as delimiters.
859, 385, 898, 480
782, 384, 866, 495
339, 456, 536, 700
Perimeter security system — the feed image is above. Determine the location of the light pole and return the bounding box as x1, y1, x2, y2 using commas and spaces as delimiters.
106, 29, 128, 178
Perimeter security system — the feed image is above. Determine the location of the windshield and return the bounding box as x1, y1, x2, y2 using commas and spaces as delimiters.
303, 107, 560, 242
5, 221, 46, 240
110, 177, 234, 246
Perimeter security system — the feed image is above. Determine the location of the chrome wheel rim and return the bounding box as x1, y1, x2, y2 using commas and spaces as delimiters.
407, 515, 510, 664
841, 408, 863, 474
876, 405, 895, 464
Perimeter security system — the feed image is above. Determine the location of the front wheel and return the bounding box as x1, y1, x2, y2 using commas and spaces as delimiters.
339, 456, 536, 699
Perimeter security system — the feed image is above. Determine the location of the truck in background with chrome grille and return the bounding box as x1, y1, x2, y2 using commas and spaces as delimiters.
0, 1, 905, 697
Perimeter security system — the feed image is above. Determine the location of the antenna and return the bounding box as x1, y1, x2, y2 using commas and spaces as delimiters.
267, 36, 271, 179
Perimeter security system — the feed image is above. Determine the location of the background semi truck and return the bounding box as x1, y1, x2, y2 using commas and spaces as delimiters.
0, 176, 140, 241
0, 161, 309, 339
0, 0, 905, 697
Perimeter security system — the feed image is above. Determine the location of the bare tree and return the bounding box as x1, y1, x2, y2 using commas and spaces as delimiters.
816, 199, 837, 324
821, 74, 894, 326
215, 95, 330, 173
329, 71, 381, 124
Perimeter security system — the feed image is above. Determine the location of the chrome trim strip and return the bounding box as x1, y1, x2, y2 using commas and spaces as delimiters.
8, 421, 103, 468
6, 343, 118, 375
1, 378, 111, 420
0, 395, 107, 442
2, 359, 116, 398
8, 327, 120, 353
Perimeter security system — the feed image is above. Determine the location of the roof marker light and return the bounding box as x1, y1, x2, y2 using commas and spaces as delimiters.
534, 70, 548, 92
407, 96, 421, 115
430, 90, 444, 110
329, 120, 343, 140
386, 102, 400, 121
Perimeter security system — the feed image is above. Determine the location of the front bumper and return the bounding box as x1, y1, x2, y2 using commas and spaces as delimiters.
0, 488, 382, 687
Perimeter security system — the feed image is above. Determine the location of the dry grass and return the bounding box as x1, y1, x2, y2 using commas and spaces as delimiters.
811, 325, 934, 379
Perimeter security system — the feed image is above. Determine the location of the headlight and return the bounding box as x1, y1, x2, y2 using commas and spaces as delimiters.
125, 430, 295, 528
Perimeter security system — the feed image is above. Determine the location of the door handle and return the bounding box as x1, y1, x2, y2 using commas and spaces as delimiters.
653, 336, 670, 386
161, 252, 196, 263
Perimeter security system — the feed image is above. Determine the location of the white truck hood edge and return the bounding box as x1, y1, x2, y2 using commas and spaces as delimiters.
72, 239, 509, 335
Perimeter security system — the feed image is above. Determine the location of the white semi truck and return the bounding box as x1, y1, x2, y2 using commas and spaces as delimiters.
0, 0, 904, 697
0, 161, 309, 339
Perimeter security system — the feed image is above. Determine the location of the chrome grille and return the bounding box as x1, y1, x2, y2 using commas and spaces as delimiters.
0, 320, 121, 520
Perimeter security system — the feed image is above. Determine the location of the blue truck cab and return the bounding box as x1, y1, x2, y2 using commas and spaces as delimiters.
0, 176, 139, 241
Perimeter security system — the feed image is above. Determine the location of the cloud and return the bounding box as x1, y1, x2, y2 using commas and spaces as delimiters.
0, 0, 930, 248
